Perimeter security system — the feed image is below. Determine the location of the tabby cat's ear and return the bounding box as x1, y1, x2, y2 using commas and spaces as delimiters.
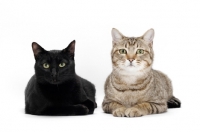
32, 42, 46, 59
143, 29, 154, 43
112, 28, 124, 43
62, 40, 75, 57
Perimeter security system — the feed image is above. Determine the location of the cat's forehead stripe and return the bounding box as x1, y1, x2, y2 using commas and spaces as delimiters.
122, 37, 143, 49
123, 37, 137, 47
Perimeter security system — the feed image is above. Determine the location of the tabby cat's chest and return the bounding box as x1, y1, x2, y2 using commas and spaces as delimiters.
113, 89, 148, 107
109, 75, 152, 107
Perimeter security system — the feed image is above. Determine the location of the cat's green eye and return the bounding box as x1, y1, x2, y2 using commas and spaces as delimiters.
136, 49, 144, 54
59, 62, 66, 68
43, 63, 50, 69
119, 49, 127, 54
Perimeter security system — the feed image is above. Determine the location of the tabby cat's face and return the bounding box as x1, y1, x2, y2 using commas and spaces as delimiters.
32, 40, 76, 84
111, 28, 154, 74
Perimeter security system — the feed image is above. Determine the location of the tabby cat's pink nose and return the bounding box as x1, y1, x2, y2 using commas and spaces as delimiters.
129, 59, 133, 62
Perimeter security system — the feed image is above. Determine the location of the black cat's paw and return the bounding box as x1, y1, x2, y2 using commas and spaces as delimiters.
82, 99, 96, 114
75, 104, 89, 115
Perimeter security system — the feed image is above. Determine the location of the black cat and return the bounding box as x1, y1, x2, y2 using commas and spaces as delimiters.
25, 40, 97, 115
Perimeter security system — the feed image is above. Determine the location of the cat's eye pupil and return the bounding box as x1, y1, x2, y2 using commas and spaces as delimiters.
119, 49, 127, 54
59, 62, 66, 67
43, 63, 49, 68
137, 49, 144, 54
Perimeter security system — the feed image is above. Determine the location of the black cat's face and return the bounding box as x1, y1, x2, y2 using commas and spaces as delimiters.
32, 40, 76, 84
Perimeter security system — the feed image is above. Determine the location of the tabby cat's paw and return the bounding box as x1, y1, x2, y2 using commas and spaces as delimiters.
125, 107, 143, 117
102, 104, 110, 113
112, 107, 126, 117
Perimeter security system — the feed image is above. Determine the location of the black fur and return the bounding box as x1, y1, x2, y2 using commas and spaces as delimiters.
167, 96, 181, 108
25, 40, 97, 115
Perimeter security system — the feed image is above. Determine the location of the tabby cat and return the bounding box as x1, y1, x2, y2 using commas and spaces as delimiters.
102, 28, 181, 117
25, 40, 97, 115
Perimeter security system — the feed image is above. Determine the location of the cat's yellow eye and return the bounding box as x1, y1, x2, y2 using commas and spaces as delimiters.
43, 63, 50, 69
136, 49, 144, 54
119, 49, 127, 54
59, 62, 66, 68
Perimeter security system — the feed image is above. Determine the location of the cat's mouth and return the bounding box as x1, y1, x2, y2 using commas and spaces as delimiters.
128, 63, 135, 67
50, 79, 60, 84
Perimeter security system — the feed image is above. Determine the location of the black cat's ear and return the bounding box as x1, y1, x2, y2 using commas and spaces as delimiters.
32, 42, 46, 59
62, 40, 75, 57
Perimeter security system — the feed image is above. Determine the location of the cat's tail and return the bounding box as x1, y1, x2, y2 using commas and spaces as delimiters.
167, 96, 181, 108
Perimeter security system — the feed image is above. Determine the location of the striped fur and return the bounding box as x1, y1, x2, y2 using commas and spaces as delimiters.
102, 28, 181, 117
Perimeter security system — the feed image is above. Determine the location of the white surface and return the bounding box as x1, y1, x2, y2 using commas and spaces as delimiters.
0, 0, 199, 131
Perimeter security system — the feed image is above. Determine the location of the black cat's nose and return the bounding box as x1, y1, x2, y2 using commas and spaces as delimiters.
128, 59, 134, 63
51, 68, 57, 77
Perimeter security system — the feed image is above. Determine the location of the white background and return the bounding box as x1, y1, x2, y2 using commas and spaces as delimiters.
0, 0, 199, 132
